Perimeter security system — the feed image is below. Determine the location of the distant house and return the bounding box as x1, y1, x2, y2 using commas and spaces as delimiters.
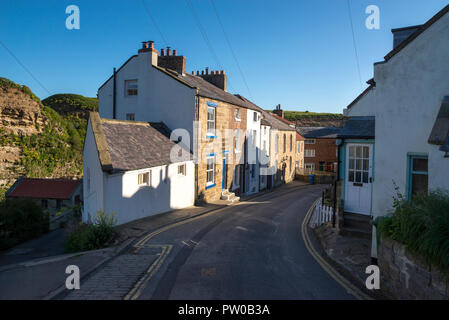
6, 177, 82, 216
296, 127, 340, 173
83, 112, 195, 226
339, 4, 449, 261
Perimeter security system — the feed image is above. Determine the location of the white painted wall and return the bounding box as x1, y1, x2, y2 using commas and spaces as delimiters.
98, 51, 197, 149
103, 161, 195, 226
82, 119, 105, 222
83, 122, 195, 226
246, 109, 261, 194
343, 12, 449, 257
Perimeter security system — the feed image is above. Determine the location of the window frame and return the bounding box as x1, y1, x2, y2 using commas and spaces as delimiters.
125, 79, 138, 96
126, 113, 135, 121
305, 149, 315, 157
407, 154, 428, 200
304, 139, 316, 144
206, 155, 215, 187
207, 106, 216, 138
138, 171, 151, 186
235, 108, 241, 121
178, 164, 186, 176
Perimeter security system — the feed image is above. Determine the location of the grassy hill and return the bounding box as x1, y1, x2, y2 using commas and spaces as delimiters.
0, 79, 97, 199
266, 110, 344, 127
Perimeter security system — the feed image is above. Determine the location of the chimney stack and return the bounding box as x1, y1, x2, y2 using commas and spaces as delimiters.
198, 67, 227, 91
157, 46, 186, 74
273, 104, 284, 118
138, 40, 159, 66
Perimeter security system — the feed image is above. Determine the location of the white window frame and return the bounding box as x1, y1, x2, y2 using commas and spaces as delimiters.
235, 108, 241, 122
305, 149, 315, 157
138, 171, 151, 186
234, 130, 240, 154
207, 107, 216, 137
206, 156, 215, 186
305, 139, 316, 144
125, 80, 138, 96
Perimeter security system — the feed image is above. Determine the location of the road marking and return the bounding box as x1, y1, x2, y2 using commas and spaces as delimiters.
124, 184, 320, 300
124, 244, 173, 300
301, 198, 373, 300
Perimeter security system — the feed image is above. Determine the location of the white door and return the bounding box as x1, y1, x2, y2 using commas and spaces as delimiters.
344, 144, 373, 215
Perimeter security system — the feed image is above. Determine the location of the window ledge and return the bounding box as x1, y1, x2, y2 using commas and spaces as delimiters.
206, 183, 216, 190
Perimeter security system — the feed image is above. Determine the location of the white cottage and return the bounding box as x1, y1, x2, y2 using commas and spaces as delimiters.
83, 112, 195, 226
338, 4, 449, 260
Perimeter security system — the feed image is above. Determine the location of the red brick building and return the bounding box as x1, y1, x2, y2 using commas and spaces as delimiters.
296, 127, 340, 173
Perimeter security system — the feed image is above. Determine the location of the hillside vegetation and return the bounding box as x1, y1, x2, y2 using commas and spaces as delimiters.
267, 110, 344, 127
0, 78, 97, 199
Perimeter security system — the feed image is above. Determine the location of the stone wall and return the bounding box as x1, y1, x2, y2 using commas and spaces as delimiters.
277, 130, 296, 184
379, 237, 449, 300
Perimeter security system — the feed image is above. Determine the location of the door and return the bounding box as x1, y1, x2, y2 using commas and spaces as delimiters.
344, 144, 373, 215
222, 155, 227, 190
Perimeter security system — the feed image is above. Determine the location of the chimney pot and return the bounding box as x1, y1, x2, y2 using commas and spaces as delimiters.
142, 42, 147, 49
160, 48, 165, 56
201, 70, 205, 75
191, 71, 194, 75
220, 70, 225, 75
166, 47, 171, 56
148, 41, 154, 49
173, 49, 177, 56
196, 71, 200, 75
211, 70, 215, 75
205, 67, 209, 75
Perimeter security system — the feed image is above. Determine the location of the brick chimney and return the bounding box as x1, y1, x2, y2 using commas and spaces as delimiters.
157, 46, 186, 74
273, 104, 284, 118
198, 69, 227, 91
138, 41, 158, 65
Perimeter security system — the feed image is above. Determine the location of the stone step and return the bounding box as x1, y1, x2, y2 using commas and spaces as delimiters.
221, 192, 236, 201
340, 226, 372, 240
343, 213, 372, 231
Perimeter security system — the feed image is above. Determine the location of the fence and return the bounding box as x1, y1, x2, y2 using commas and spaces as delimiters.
309, 198, 336, 228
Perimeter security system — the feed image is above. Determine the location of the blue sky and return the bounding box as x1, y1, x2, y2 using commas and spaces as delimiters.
0, 0, 447, 113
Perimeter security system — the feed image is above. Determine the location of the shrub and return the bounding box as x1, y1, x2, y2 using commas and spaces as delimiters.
64, 211, 116, 253
375, 189, 449, 276
0, 198, 49, 250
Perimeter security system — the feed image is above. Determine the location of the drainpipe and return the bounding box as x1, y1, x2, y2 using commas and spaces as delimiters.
334, 138, 343, 228
194, 92, 199, 202
113, 67, 117, 119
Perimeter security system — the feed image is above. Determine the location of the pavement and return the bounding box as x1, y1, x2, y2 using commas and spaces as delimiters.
64, 181, 356, 300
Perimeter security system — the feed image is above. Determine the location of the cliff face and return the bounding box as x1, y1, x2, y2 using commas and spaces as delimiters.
0, 82, 45, 136
0, 78, 96, 198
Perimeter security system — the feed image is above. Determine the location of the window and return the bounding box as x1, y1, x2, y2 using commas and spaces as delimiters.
319, 161, 325, 172
305, 149, 315, 157
138, 171, 150, 186
253, 112, 258, 122
283, 134, 286, 153
206, 156, 215, 186
348, 145, 370, 184
233, 166, 240, 187
290, 135, 293, 152
178, 164, 186, 176
56, 200, 62, 211
126, 113, 135, 121
297, 142, 300, 154
235, 109, 241, 121
305, 163, 315, 172
408, 156, 428, 199
207, 107, 216, 137
289, 157, 292, 173
305, 139, 316, 144
263, 141, 267, 154
252, 130, 257, 146
42, 199, 48, 209
125, 80, 138, 96
251, 164, 255, 179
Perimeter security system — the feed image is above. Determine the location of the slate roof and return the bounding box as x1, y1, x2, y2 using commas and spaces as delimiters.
6, 178, 80, 200
261, 111, 296, 131
296, 126, 341, 138
428, 96, 449, 146
338, 116, 375, 139
154, 65, 262, 111
92, 115, 190, 173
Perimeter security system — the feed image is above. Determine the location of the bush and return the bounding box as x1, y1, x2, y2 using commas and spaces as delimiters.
64, 211, 116, 253
375, 189, 449, 276
0, 198, 49, 250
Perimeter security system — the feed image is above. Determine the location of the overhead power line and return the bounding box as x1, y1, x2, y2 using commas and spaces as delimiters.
0, 39, 51, 96
209, 0, 253, 99
346, 0, 363, 90
185, 0, 234, 92
141, 0, 169, 47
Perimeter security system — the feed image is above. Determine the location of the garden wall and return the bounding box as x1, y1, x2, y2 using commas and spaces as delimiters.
379, 237, 449, 299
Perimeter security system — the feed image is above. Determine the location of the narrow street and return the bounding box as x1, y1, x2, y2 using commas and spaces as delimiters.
65, 183, 355, 300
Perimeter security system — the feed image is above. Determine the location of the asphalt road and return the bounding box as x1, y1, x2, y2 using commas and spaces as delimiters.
132, 183, 355, 300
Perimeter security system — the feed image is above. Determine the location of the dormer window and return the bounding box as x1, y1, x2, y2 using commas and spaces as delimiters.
125, 80, 138, 96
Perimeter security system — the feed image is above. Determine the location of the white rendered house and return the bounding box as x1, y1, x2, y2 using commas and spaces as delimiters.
83, 112, 195, 226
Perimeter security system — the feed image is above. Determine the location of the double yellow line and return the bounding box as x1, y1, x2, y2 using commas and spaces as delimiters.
301, 198, 373, 300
